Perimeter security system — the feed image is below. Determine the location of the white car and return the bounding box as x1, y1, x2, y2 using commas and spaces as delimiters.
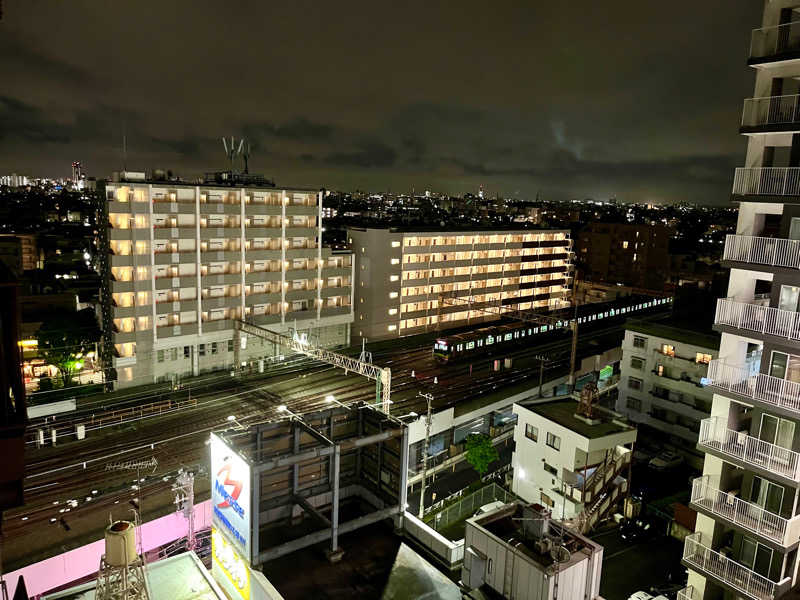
474, 500, 505, 516
628, 592, 669, 600
648, 450, 684, 471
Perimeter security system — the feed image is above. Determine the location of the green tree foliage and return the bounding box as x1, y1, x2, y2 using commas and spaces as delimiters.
464, 434, 499, 476
37, 308, 100, 387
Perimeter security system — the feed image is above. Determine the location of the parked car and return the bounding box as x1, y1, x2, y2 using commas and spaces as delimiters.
620, 518, 656, 542
649, 450, 684, 471
474, 500, 505, 516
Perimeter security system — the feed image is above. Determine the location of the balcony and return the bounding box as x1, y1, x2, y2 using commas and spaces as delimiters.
677, 586, 696, 600
750, 21, 800, 65
714, 298, 800, 341
733, 167, 800, 198
691, 476, 800, 548
707, 359, 800, 418
683, 532, 789, 600
698, 417, 800, 482
724, 235, 800, 270
742, 95, 800, 133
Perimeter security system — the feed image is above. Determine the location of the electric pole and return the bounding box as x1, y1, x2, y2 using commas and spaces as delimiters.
417, 392, 434, 519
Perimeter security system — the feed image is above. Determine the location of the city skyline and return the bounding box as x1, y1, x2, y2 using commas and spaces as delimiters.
1, 1, 762, 205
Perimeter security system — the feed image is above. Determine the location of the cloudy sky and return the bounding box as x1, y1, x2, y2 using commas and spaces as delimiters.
0, 1, 763, 204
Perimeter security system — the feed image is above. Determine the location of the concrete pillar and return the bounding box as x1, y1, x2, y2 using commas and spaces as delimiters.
331, 445, 341, 553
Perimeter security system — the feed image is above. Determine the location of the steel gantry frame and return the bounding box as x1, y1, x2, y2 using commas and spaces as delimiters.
234, 320, 392, 414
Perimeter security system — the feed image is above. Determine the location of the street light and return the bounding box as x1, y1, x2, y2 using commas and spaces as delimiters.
325, 394, 350, 410
277, 404, 301, 419
226, 415, 245, 430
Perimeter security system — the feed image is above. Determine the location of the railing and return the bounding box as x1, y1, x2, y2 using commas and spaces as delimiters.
724, 234, 800, 269
751, 20, 800, 61
707, 359, 800, 416
683, 532, 785, 600
699, 417, 800, 481
691, 476, 799, 546
742, 94, 800, 128
715, 297, 800, 341
733, 167, 800, 196
676, 585, 695, 600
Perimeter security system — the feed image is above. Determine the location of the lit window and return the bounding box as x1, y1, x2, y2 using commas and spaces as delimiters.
389, 292, 398, 299
622, 241, 629, 249
391, 241, 401, 247
390, 258, 400, 265
388, 308, 398, 315
390, 275, 399, 282
388, 325, 397, 331
696, 353, 712, 364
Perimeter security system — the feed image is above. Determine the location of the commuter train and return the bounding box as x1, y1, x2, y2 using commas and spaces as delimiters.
432, 295, 673, 364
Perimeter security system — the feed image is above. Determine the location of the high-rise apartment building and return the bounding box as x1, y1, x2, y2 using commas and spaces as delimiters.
102, 173, 353, 388
684, 4, 800, 598
347, 228, 572, 342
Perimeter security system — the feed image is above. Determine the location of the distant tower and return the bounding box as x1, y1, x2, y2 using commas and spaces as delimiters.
478, 185, 484, 200
72, 161, 82, 185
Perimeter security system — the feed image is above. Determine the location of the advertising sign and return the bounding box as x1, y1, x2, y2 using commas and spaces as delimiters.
212, 527, 251, 600
210, 433, 251, 562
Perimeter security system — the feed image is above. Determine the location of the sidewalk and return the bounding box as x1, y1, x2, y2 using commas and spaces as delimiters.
406, 444, 513, 515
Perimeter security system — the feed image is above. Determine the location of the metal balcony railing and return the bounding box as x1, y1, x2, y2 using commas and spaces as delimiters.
699, 417, 800, 481
683, 532, 788, 600
691, 476, 800, 547
724, 234, 800, 269
715, 297, 800, 341
676, 585, 696, 600
751, 20, 800, 61
742, 94, 800, 129
733, 167, 800, 196
707, 358, 800, 416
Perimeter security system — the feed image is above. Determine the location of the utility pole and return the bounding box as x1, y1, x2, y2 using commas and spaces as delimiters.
567, 300, 579, 392
417, 392, 434, 519
173, 470, 196, 551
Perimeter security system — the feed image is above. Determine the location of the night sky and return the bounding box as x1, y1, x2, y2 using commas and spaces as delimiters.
0, 1, 763, 204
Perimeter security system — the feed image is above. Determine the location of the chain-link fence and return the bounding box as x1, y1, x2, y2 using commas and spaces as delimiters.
428, 482, 519, 534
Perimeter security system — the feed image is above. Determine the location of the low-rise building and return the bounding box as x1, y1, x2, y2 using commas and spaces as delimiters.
616, 320, 719, 448
511, 397, 636, 531
462, 502, 604, 600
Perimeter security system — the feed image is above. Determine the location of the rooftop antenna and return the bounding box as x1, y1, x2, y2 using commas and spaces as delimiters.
222, 136, 242, 172
242, 140, 251, 174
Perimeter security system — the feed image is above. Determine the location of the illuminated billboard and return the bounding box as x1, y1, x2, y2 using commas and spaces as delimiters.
210, 432, 251, 562
212, 527, 251, 600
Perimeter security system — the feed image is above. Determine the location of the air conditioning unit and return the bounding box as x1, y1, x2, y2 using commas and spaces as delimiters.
534, 538, 553, 555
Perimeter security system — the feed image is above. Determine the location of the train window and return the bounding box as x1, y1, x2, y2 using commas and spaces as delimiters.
477, 340, 483, 347
528, 329, 532, 335
610, 309, 615, 316
457, 344, 463, 351
514, 331, 519, 339
486, 336, 494, 345
466, 341, 475, 350
541, 326, 547, 332
604, 311, 609, 317
504, 333, 513, 341
520, 330, 525, 337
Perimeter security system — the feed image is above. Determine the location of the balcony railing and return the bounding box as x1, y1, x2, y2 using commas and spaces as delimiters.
724, 234, 800, 269
751, 20, 800, 62
733, 167, 800, 196
691, 476, 800, 547
676, 585, 696, 600
699, 417, 800, 481
683, 532, 788, 600
742, 94, 800, 129
715, 297, 800, 341
707, 358, 800, 416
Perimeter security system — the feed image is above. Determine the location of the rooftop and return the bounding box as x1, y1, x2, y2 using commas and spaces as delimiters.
348, 225, 571, 234
625, 318, 720, 350
521, 397, 634, 439
107, 170, 321, 192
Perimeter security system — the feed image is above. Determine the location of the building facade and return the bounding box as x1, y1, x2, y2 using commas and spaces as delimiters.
347, 228, 572, 342
511, 398, 636, 530
685, 3, 800, 598
576, 222, 670, 291
103, 173, 353, 387
616, 321, 718, 448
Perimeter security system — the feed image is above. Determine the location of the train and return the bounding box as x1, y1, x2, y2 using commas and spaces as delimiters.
432, 294, 673, 364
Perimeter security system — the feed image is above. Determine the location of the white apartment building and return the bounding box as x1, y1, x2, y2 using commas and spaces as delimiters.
683, 3, 800, 599
511, 398, 636, 530
616, 321, 718, 448
102, 173, 353, 388
347, 227, 573, 342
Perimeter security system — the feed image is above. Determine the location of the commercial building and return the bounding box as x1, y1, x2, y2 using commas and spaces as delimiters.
576, 222, 670, 290
0, 234, 38, 275
102, 173, 353, 388
347, 227, 573, 342
616, 320, 719, 448
684, 3, 800, 598
511, 397, 636, 531
462, 502, 604, 599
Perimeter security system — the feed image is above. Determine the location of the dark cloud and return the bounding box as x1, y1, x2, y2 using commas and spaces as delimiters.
0, 1, 764, 203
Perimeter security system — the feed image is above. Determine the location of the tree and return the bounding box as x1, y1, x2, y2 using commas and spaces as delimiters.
464, 434, 499, 477
37, 308, 100, 387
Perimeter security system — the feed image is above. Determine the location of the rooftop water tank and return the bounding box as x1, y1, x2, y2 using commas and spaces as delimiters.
105, 521, 137, 566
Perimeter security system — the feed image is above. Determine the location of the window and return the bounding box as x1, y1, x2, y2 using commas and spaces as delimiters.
628, 377, 642, 391
633, 336, 647, 349
212, 342, 218, 355
630, 357, 645, 370
171, 348, 178, 361
622, 241, 629, 249
626, 397, 642, 411
157, 349, 165, 363
390, 258, 400, 265
199, 344, 206, 357
388, 325, 397, 331
391, 241, 401, 247
390, 275, 399, 282
184, 346, 191, 359
389, 292, 398, 299
546, 432, 561, 451
228, 339, 234, 352
488, 558, 493, 574
466, 341, 475, 350
544, 462, 558, 477
696, 352, 711, 364
388, 308, 398, 315
525, 424, 538, 442
661, 344, 675, 357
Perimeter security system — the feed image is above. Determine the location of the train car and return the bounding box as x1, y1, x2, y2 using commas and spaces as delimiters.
432, 294, 673, 363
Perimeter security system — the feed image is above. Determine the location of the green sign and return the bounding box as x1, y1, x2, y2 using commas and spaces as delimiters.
599, 365, 613, 380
